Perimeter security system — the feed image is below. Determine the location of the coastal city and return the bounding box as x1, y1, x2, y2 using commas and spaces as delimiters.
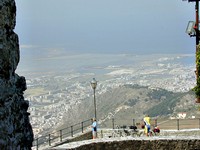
18, 54, 196, 138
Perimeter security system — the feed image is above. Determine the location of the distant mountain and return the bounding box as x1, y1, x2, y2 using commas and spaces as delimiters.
60, 84, 199, 129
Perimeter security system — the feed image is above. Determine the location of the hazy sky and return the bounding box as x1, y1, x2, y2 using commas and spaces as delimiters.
15, 0, 195, 55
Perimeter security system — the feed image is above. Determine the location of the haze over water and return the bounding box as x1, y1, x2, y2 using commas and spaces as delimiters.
16, 49, 195, 79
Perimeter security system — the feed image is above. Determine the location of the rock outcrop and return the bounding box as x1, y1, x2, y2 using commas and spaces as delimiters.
0, 0, 33, 149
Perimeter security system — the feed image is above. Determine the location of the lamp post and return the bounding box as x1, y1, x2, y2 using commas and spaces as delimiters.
90, 78, 97, 120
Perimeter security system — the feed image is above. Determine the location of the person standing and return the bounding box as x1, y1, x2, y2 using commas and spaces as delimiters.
91, 118, 97, 139
143, 114, 151, 136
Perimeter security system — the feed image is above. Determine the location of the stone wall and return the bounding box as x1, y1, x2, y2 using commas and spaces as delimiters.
56, 139, 200, 150
0, 0, 33, 149
50, 129, 200, 150
68, 131, 92, 142
51, 130, 92, 148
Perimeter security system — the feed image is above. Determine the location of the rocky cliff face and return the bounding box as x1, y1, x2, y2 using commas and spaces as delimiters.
0, 0, 33, 149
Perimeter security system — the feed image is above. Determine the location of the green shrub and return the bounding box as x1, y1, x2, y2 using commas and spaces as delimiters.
193, 45, 200, 98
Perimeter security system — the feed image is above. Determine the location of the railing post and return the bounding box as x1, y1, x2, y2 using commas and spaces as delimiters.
112, 118, 115, 129
49, 134, 51, 146
60, 130, 62, 142
133, 119, 135, 126
120, 131, 122, 137
155, 119, 157, 127
81, 121, 84, 133
198, 118, 200, 129
71, 126, 73, 137
101, 130, 103, 138
177, 119, 179, 130
36, 138, 39, 150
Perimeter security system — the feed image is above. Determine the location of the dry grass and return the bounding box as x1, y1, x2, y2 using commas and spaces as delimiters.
156, 119, 200, 130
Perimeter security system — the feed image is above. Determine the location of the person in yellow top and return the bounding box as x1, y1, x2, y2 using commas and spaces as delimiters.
143, 114, 151, 136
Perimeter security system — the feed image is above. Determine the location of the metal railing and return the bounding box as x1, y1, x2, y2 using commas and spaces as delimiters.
107, 118, 200, 130
32, 117, 200, 149
32, 118, 92, 150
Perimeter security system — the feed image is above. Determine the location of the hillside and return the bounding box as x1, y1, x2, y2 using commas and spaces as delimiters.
61, 84, 199, 128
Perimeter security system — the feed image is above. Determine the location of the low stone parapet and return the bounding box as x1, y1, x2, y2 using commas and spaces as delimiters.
49, 129, 200, 150
50, 136, 200, 150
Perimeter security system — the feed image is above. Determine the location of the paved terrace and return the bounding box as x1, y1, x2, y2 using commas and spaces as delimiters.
46, 129, 200, 150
